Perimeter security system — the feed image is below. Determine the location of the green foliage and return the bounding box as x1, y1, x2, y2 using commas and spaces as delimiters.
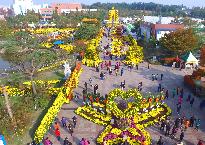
6, 10, 40, 28
160, 28, 198, 55
74, 24, 100, 40
51, 10, 105, 28
88, 2, 187, 17
0, 20, 12, 39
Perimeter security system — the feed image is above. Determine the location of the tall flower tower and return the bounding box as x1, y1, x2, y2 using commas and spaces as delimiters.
108, 7, 119, 26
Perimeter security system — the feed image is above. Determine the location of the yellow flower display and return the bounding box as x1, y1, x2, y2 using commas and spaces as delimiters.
37, 60, 66, 72
82, 35, 103, 67
76, 89, 171, 145
34, 63, 83, 143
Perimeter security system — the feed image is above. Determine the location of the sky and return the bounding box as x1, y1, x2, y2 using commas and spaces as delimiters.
0, 0, 205, 8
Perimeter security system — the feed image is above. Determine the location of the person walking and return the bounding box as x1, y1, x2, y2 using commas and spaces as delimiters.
172, 88, 176, 98
100, 63, 103, 69
155, 74, 158, 80
189, 116, 196, 127
68, 124, 74, 136
80, 138, 90, 145
55, 128, 61, 141
165, 123, 171, 136
197, 140, 204, 145
109, 60, 111, 67
180, 88, 184, 98
121, 68, 124, 76
160, 120, 165, 131
54, 122, 60, 130
180, 131, 184, 142
186, 94, 191, 102
165, 90, 169, 99
171, 126, 178, 139
63, 137, 72, 145
190, 97, 195, 107
184, 119, 190, 130
43, 137, 52, 145
152, 74, 155, 81
89, 78, 92, 86
72, 116, 77, 128
195, 119, 201, 131
109, 67, 112, 75
120, 82, 124, 90
178, 96, 183, 105
158, 84, 162, 92
161, 74, 163, 80
177, 104, 181, 114
136, 64, 138, 70
177, 87, 180, 95
61, 117, 67, 128
96, 66, 99, 72
115, 69, 118, 76
100, 72, 104, 80
181, 116, 185, 126
157, 136, 164, 145
175, 118, 181, 128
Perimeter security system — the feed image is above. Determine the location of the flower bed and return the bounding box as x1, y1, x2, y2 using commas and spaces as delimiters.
75, 89, 171, 145
37, 60, 66, 72
34, 63, 82, 143
82, 29, 103, 67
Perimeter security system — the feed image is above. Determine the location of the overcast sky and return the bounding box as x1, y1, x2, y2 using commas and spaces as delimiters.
0, 0, 204, 8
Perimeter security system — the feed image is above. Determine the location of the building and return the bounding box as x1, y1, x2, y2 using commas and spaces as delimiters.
143, 16, 175, 24
0, 6, 13, 17
140, 23, 184, 41
51, 3, 82, 14
0, 15, 5, 20
39, 8, 54, 21
13, 0, 41, 15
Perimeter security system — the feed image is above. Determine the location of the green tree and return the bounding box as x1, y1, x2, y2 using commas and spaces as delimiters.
74, 24, 100, 40
0, 20, 12, 39
1, 31, 58, 107
160, 28, 198, 55
6, 10, 40, 28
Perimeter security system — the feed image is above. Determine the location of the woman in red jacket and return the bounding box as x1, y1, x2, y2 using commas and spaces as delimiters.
55, 128, 61, 141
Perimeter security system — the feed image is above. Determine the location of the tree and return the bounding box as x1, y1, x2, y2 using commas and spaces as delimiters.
202, 21, 205, 27
131, 20, 142, 35
1, 31, 58, 108
160, 28, 198, 55
200, 45, 205, 67
181, 17, 197, 28
74, 24, 100, 40
1, 86, 14, 121
0, 20, 12, 39
6, 10, 40, 28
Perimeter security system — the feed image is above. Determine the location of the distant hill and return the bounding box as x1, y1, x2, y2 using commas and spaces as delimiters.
85, 2, 205, 18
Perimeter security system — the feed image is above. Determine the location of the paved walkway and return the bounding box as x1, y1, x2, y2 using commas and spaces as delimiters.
46, 62, 205, 145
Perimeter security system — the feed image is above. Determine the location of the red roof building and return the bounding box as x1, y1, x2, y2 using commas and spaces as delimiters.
140, 22, 184, 41
51, 3, 82, 14
39, 8, 54, 20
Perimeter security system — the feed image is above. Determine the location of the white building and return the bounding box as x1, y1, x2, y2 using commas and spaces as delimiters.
143, 16, 175, 24
13, 0, 41, 15
60, 9, 97, 14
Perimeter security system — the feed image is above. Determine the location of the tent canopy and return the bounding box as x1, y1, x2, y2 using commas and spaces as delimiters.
53, 40, 64, 45
181, 52, 199, 65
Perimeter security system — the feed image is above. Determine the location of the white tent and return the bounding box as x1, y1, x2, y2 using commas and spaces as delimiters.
182, 52, 199, 68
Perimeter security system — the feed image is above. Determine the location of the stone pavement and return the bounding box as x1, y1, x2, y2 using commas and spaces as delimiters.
46, 62, 205, 145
